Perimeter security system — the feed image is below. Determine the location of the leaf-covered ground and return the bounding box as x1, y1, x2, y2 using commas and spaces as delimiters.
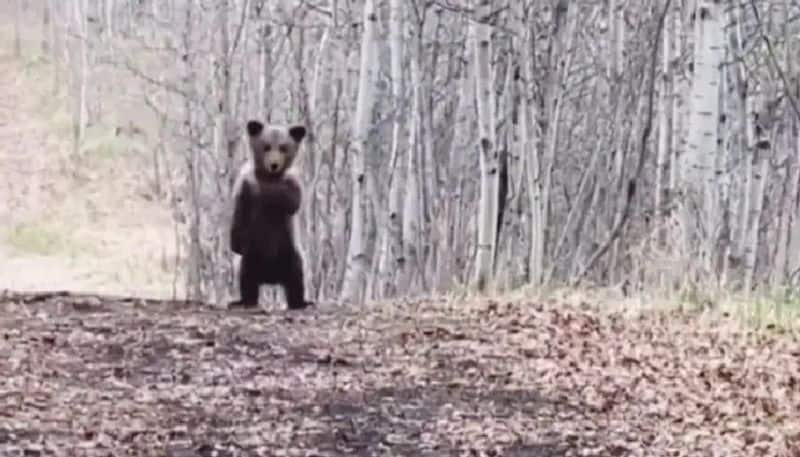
1, 290, 799, 456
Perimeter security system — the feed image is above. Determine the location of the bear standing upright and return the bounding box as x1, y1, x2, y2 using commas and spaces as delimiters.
228, 120, 313, 311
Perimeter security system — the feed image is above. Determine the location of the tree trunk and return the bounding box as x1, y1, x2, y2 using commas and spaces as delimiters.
745, 157, 769, 292
48, 0, 60, 93
472, 0, 498, 293
608, 0, 625, 81
70, 0, 89, 156
539, 0, 576, 285
14, 0, 22, 58
105, 0, 114, 43
340, 0, 377, 304
399, 14, 424, 293
655, 3, 672, 247
678, 0, 724, 285
789, 125, 800, 285
41, 0, 50, 56
445, 25, 474, 291
375, 0, 405, 299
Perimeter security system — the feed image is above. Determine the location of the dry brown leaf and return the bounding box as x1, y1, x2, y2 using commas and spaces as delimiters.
2, 291, 800, 456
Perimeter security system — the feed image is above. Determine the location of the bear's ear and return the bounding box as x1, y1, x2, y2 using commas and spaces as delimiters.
288, 125, 307, 144
246, 120, 264, 137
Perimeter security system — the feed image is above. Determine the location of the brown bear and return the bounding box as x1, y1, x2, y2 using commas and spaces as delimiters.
227, 120, 313, 311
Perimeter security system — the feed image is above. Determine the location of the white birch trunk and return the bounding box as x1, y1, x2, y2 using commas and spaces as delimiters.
70, 0, 89, 156
41, 0, 49, 55
105, 0, 114, 38
375, 0, 405, 298
513, 0, 538, 289
539, 3, 577, 285
306, 8, 333, 300
738, 26, 763, 289
401, 31, 422, 292
678, 0, 723, 282
606, 0, 631, 284
789, 127, 800, 284
728, 4, 753, 272
608, 0, 625, 81
444, 26, 474, 290
717, 40, 734, 286
773, 132, 792, 289
105, 0, 114, 57
669, 4, 684, 195
14, 0, 22, 58
495, 43, 516, 291
258, 16, 272, 121
48, 0, 60, 93
472, 0, 498, 292
655, 5, 672, 246
213, 0, 235, 301
331, 39, 352, 286
340, 0, 377, 303
770, 1, 794, 290
745, 158, 769, 292
784, 4, 800, 288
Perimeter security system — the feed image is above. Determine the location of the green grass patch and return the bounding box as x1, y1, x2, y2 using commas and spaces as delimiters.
4, 219, 96, 258
733, 289, 800, 332
6, 220, 69, 256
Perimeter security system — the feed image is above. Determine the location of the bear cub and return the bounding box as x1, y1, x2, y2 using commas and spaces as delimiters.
228, 120, 313, 311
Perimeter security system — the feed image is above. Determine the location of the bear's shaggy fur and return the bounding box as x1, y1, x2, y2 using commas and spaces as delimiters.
227, 120, 313, 311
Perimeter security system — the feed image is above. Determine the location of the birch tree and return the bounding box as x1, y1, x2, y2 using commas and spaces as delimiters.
443, 14, 476, 291
677, 0, 724, 286
105, 0, 115, 43
374, 0, 406, 299
399, 6, 423, 293
537, 0, 575, 285
472, 0, 498, 293
14, 0, 22, 58
40, 0, 50, 56
47, 0, 60, 93
340, 0, 377, 303
655, 2, 672, 247
68, 0, 89, 156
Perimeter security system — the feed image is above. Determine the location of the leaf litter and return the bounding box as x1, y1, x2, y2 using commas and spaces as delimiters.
1, 291, 799, 456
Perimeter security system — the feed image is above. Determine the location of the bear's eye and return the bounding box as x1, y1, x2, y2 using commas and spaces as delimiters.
279, 144, 289, 154
263, 144, 271, 152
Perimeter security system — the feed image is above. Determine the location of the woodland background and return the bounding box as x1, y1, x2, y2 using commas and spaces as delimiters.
3, 0, 800, 310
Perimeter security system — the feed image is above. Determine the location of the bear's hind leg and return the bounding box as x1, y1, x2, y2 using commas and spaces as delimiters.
282, 252, 313, 310
228, 254, 261, 309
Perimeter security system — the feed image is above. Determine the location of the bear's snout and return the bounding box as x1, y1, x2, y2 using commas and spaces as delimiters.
262, 151, 284, 174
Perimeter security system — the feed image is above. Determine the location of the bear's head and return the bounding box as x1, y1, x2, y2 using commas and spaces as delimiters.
246, 120, 307, 178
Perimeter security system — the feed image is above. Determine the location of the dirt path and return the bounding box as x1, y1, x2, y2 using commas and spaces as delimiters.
1, 291, 799, 456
